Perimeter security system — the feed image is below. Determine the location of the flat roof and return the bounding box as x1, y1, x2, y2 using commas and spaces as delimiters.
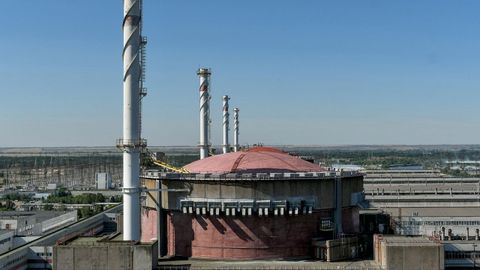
381, 207, 480, 217
379, 235, 440, 246
0, 211, 73, 223
62, 233, 154, 247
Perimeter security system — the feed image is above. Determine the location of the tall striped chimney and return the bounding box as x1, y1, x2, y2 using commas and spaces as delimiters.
120, 0, 144, 241
198, 68, 211, 159
222, 95, 230, 154
233, 108, 239, 152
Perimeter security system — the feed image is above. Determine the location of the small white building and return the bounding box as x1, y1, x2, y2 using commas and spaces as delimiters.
95, 173, 112, 190
46, 183, 57, 191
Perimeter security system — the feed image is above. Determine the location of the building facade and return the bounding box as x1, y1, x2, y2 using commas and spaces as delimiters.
141, 147, 364, 260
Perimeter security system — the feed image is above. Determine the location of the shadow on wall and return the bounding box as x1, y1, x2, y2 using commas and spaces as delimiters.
168, 209, 356, 259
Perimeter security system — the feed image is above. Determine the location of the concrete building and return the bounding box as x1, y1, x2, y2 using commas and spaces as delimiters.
0, 212, 36, 232
95, 172, 112, 190
46, 184, 57, 191
53, 234, 157, 270
364, 169, 480, 208
0, 230, 14, 254
373, 235, 444, 270
0, 205, 122, 270
0, 211, 77, 236
443, 241, 480, 269
141, 146, 364, 260
365, 169, 480, 269
384, 207, 480, 239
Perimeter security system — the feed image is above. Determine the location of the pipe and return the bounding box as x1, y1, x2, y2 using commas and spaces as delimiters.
121, 0, 143, 241
233, 108, 239, 152
334, 176, 343, 238
197, 68, 211, 159
156, 180, 166, 257
222, 95, 230, 154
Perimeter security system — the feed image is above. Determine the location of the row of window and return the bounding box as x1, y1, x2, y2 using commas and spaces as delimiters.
401, 220, 480, 226
0, 237, 12, 245
0, 254, 27, 268
36, 252, 53, 257
446, 251, 480, 259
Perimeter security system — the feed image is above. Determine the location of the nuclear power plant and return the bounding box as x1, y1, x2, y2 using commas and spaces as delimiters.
6, 1, 447, 269
117, 0, 371, 266
142, 148, 364, 259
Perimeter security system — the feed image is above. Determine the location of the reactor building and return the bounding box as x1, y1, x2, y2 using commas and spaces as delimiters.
141, 147, 364, 259
140, 67, 364, 260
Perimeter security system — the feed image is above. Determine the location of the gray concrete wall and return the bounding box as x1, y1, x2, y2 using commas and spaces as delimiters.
374, 235, 444, 270
152, 176, 363, 210
385, 245, 444, 270
325, 236, 359, 262
53, 243, 155, 270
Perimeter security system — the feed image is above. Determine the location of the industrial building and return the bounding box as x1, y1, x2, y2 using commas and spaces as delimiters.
0, 205, 122, 270
0, 211, 77, 236
364, 169, 480, 208
95, 172, 112, 190
49, 0, 459, 268
373, 235, 444, 270
53, 234, 157, 270
141, 147, 364, 259
0, 230, 14, 254
364, 169, 480, 269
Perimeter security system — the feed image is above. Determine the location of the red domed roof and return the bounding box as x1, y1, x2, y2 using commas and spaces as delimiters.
184, 147, 325, 173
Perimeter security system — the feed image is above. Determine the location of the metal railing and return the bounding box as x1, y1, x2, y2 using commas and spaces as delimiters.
142, 170, 363, 182
115, 138, 147, 149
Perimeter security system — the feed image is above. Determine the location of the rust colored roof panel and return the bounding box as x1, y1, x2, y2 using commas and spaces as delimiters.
184, 147, 325, 174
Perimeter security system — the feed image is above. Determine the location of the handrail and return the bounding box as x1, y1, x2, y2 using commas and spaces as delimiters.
151, 160, 190, 174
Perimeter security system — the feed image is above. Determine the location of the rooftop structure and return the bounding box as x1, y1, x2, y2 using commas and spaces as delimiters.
0, 211, 77, 236
184, 147, 325, 173
373, 235, 444, 270
365, 169, 480, 269
53, 234, 157, 270
364, 169, 480, 207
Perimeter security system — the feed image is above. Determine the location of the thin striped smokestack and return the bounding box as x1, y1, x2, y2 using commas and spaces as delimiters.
198, 68, 211, 159
233, 108, 239, 152
222, 95, 230, 154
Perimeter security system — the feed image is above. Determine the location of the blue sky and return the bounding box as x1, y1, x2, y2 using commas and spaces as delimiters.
1, 0, 480, 147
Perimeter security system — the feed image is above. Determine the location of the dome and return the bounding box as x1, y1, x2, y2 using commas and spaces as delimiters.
184, 147, 325, 173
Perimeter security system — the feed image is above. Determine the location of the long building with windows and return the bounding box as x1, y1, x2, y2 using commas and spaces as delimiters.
364, 169, 480, 269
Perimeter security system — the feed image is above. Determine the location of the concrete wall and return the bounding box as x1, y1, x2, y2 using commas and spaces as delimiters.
165, 211, 334, 259
374, 235, 444, 270
325, 236, 359, 262
385, 245, 443, 270
53, 242, 156, 270
144, 176, 363, 210
0, 215, 36, 235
